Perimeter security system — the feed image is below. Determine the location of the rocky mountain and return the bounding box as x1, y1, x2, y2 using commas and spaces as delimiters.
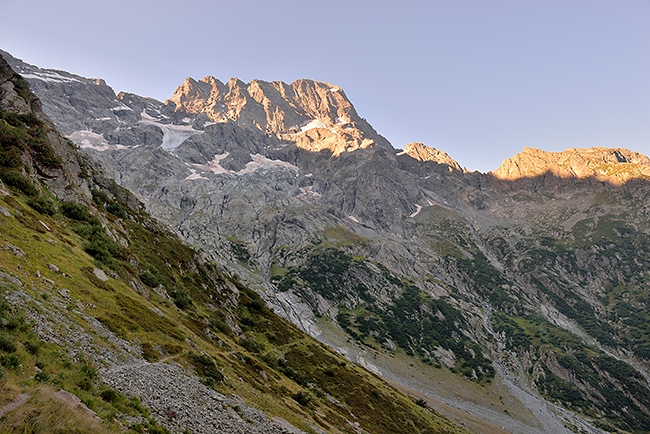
4, 49, 650, 434
0, 53, 466, 434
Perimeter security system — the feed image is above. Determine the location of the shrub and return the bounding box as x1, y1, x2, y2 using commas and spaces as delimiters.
0, 353, 20, 369
61, 201, 91, 222
27, 196, 57, 215
171, 291, 192, 310
100, 389, 119, 402
84, 237, 122, 264
415, 398, 428, 408
0, 334, 16, 353
240, 337, 262, 353
292, 391, 312, 407
139, 271, 164, 288
35, 371, 49, 382
189, 352, 224, 387
107, 202, 128, 219
91, 189, 109, 205
1, 170, 38, 196
209, 317, 231, 335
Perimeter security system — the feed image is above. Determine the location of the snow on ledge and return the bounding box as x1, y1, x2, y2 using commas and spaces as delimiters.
68, 130, 129, 151
139, 113, 201, 151
240, 154, 299, 174
184, 168, 208, 181
410, 204, 423, 218
300, 119, 329, 133
21, 71, 82, 84
348, 216, 359, 223
192, 153, 300, 177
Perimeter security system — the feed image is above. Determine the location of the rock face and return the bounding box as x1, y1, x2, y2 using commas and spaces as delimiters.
493, 146, 650, 184
8, 49, 650, 434
164, 76, 391, 155
400, 142, 463, 171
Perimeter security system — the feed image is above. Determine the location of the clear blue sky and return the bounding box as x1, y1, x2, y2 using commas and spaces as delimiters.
2, 0, 648, 172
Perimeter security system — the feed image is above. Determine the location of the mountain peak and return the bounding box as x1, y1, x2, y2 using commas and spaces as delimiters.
493, 146, 650, 183
162, 75, 392, 155
400, 142, 462, 171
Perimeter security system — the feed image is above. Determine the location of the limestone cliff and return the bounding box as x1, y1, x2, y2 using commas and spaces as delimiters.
492, 146, 650, 184
164, 76, 391, 155
400, 142, 463, 171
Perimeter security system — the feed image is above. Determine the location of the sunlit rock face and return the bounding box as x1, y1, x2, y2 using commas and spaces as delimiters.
492, 146, 650, 184
400, 142, 463, 172
163, 76, 390, 155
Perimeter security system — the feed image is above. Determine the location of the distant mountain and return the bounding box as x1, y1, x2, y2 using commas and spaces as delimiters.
5, 48, 650, 434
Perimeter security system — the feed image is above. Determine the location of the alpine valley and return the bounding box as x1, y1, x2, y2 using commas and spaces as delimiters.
1, 49, 650, 434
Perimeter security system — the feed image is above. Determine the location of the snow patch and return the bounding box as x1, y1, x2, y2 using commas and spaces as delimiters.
348, 216, 359, 223
68, 130, 128, 151
396, 149, 407, 156
192, 153, 299, 177
329, 87, 340, 92
410, 204, 423, 218
200, 152, 232, 175
239, 154, 299, 174
140, 115, 200, 151
300, 119, 329, 133
21, 71, 82, 84
140, 110, 157, 121
334, 117, 347, 126
110, 104, 133, 112
184, 168, 208, 181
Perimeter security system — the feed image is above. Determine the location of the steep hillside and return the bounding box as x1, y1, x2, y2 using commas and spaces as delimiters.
5, 49, 650, 434
0, 53, 466, 434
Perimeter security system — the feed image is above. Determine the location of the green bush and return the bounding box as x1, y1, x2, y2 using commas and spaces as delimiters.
84, 236, 123, 264
209, 317, 231, 335
27, 196, 57, 215
1, 170, 38, 196
0, 353, 20, 369
107, 202, 128, 219
61, 201, 91, 222
139, 271, 164, 288
189, 352, 224, 387
240, 337, 262, 353
34, 371, 49, 382
0, 334, 16, 353
100, 389, 119, 402
171, 291, 192, 310
91, 189, 109, 205
292, 391, 312, 407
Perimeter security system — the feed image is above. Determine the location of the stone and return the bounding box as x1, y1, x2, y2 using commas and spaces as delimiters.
92, 268, 109, 282
4, 244, 25, 257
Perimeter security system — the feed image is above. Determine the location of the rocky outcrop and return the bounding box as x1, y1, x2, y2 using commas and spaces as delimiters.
400, 142, 463, 171
492, 146, 650, 184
